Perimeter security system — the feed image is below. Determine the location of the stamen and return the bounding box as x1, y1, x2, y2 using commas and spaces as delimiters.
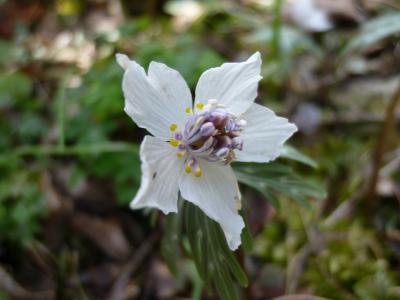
208, 99, 218, 106
217, 136, 232, 148
170, 123, 178, 132
181, 100, 246, 168
169, 139, 180, 147
185, 107, 193, 114
190, 137, 215, 154
216, 147, 230, 158
237, 119, 247, 127
232, 137, 243, 150
194, 166, 202, 177
200, 122, 216, 137
177, 151, 186, 158
194, 116, 206, 127
174, 132, 183, 140
209, 109, 228, 126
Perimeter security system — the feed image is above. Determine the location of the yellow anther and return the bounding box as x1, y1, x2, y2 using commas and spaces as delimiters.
194, 168, 202, 177
196, 103, 204, 110
169, 139, 180, 147
169, 123, 178, 132
185, 164, 192, 174
185, 107, 193, 114
177, 151, 186, 158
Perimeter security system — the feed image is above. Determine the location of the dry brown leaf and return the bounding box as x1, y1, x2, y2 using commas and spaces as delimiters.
71, 213, 132, 260
273, 295, 331, 300
316, 0, 365, 23
0, 264, 54, 300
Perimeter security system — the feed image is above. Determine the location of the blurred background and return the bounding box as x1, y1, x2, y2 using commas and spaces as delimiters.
0, 0, 400, 299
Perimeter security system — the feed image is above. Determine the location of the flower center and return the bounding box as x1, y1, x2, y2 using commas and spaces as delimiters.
169, 99, 245, 177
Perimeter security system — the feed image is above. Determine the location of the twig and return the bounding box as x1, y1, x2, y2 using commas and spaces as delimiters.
367, 81, 400, 212
379, 148, 400, 177
107, 232, 160, 300
273, 295, 331, 300
0, 264, 54, 300
322, 184, 367, 228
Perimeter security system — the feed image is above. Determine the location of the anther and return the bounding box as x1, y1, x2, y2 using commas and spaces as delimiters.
177, 151, 186, 158
169, 139, 180, 147
185, 107, 193, 114
174, 132, 183, 140
232, 137, 243, 150
194, 167, 202, 177
196, 103, 204, 110
200, 122, 216, 137
185, 164, 192, 173
216, 147, 230, 158
170, 123, 178, 132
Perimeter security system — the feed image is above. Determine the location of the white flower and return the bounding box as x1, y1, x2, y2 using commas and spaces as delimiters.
288, 0, 333, 32
116, 52, 297, 250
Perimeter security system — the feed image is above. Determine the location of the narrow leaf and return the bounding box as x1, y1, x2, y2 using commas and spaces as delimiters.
281, 145, 318, 168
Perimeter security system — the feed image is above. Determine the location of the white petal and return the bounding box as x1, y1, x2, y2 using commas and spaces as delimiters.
148, 61, 193, 129
179, 161, 244, 250
236, 103, 297, 163
117, 54, 192, 140
131, 135, 183, 214
290, 0, 333, 32
116, 53, 130, 70
194, 52, 262, 115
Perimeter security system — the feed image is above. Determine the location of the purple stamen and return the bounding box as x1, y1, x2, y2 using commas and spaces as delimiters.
200, 122, 216, 137
232, 137, 243, 150
209, 110, 228, 126
180, 104, 246, 165
186, 131, 203, 145
191, 137, 215, 155
216, 147, 229, 158
217, 136, 232, 148
225, 119, 236, 132
174, 132, 183, 140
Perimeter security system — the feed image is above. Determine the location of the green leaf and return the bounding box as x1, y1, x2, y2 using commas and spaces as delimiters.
182, 201, 247, 300
0, 291, 11, 300
184, 203, 207, 280
161, 213, 181, 275
343, 13, 400, 54
209, 221, 248, 287
235, 170, 280, 208
281, 145, 318, 168
213, 264, 240, 300
241, 215, 253, 253
245, 25, 323, 57
0, 72, 32, 104
234, 162, 326, 208
0, 39, 28, 66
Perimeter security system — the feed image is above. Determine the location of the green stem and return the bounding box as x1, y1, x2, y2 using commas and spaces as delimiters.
271, 0, 283, 61
0, 143, 139, 164
56, 73, 70, 150
269, 0, 283, 101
